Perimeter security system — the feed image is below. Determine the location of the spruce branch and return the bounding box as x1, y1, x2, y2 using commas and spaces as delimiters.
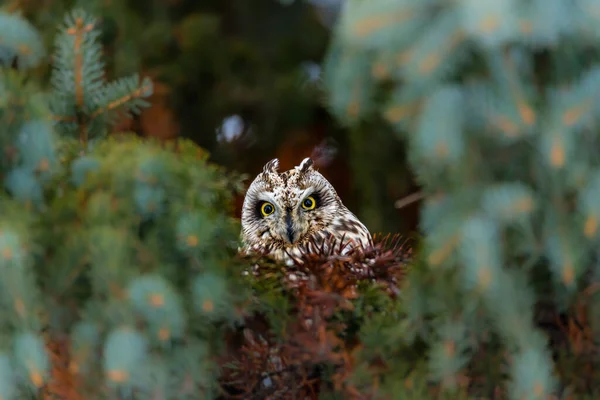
221, 234, 411, 399
49, 9, 153, 148
91, 74, 153, 121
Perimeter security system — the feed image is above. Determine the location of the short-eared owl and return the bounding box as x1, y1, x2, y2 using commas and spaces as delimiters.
241, 157, 372, 263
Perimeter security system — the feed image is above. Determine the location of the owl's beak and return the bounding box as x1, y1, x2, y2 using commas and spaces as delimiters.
285, 210, 297, 244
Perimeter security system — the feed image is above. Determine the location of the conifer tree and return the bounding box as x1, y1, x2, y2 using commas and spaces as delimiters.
0, 8, 253, 399
324, 1, 600, 398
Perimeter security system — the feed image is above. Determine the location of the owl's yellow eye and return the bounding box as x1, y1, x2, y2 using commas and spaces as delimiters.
301, 196, 316, 210
261, 202, 275, 217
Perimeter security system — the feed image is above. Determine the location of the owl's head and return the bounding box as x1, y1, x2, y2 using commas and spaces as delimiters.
241, 157, 343, 250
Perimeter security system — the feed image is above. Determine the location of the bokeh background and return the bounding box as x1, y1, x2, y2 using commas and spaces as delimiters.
14, 0, 420, 235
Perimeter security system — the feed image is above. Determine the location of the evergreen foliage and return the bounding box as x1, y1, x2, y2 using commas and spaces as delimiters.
0, 8, 251, 399
324, 0, 600, 398
50, 10, 153, 146
220, 234, 410, 399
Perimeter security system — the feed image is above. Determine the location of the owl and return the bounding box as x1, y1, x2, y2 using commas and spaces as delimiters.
240, 157, 372, 263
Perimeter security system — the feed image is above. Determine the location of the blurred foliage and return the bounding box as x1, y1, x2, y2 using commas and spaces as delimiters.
0, 9, 251, 398
324, 0, 600, 398
4, 0, 418, 236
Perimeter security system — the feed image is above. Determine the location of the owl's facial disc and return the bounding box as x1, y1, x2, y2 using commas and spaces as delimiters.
261, 204, 301, 245
257, 191, 320, 245
242, 157, 341, 250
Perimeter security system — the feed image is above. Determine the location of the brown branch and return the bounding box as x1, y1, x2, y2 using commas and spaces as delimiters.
41, 335, 84, 400
90, 83, 152, 119
394, 191, 424, 209
66, 17, 94, 148
51, 115, 77, 123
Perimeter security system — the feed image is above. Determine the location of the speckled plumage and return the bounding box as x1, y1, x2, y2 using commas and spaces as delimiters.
240, 157, 372, 263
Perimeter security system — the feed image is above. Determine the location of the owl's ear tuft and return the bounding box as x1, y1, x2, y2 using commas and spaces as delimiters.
297, 157, 314, 173
263, 158, 280, 174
